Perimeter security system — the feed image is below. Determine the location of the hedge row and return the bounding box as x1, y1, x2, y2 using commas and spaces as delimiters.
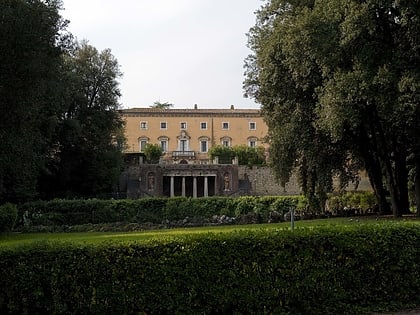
1, 224, 419, 314
0, 203, 18, 232
17, 196, 306, 228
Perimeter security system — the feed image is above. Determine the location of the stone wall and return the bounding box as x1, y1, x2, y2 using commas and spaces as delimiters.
238, 166, 372, 196
238, 166, 301, 196
120, 161, 373, 198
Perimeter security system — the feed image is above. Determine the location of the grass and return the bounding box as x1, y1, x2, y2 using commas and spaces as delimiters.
1, 216, 418, 249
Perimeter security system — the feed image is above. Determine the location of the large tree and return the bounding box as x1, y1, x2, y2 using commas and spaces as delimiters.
39, 41, 125, 198
244, 0, 361, 213
0, 0, 68, 203
245, 0, 420, 216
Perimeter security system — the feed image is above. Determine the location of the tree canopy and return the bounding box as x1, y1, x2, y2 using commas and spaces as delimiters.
245, 0, 420, 216
0, 1, 125, 202
0, 0, 68, 202
150, 101, 174, 109
39, 41, 125, 198
143, 144, 164, 164
208, 145, 266, 166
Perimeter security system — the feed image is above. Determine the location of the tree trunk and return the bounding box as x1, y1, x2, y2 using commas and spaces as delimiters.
366, 162, 390, 214
394, 148, 410, 215
371, 108, 402, 217
359, 130, 390, 214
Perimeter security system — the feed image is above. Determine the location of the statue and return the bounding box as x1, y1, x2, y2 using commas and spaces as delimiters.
148, 173, 155, 190
223, 172, 230, 191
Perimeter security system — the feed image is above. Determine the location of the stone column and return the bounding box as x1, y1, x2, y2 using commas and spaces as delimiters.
170, 176, 175, 197
193, 176, 197, 198
182, 176, 186, 197
204, 176, 208, 197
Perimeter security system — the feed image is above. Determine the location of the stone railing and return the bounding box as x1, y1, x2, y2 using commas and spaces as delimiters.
172, 151, 195, 158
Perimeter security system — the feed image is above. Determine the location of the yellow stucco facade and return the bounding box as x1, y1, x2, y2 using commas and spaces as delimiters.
121, 106, 268, 164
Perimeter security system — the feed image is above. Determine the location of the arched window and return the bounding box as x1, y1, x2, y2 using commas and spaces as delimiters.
158, 136, 169, 152
177, 130, 190, 151
138, 136, 149, 152
220, 136, 232, 147
198, 136, 209, 153
247, 137, 258, 148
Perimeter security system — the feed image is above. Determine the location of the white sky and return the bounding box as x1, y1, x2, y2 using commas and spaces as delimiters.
61, 0, 263, 109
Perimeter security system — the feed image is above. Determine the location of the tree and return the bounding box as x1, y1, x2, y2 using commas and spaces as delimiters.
208, 145, 235, 164
143, 144, 163, 164
0, 0, 69, 202
150, 101, 174, 109
232, 145, 266, 166
39, 41, 125, 198
244, 0, 420, 216
244, 0, 361, 213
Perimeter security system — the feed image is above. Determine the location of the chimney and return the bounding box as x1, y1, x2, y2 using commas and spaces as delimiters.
194, 104, 198, 109
230, 104, 234, 110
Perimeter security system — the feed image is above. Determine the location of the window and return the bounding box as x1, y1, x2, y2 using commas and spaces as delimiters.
222, 122, 229, 130
249, 122, 256, 130
200, 141, 208, 153
180, 122, 187, 130
200, 122, 207, 130
160, 140, 168, 152
160, 121, 167, 130
139, 138, 148, 152
248, 137, 257, 148
199, 137, 209, 153
158, 136, 169, 152
179, 139, 188, 151
140, 121, 148, 130
221, 137, 231, 147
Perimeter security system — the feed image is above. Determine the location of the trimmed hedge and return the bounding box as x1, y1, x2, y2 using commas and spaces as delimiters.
0, 224, 419, 314
15, 193, 375, 229
0, 203, 18, 232
17, 196, 305, 228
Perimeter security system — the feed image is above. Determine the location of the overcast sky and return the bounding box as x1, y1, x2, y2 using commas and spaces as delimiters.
61, 0, 263, 109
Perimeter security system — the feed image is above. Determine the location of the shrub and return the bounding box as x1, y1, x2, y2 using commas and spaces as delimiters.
16, 196, 316, 229
0, 224, 419, 314
327, 192, 376, 215
143, 143, 163, 164
0, 203, 18, 232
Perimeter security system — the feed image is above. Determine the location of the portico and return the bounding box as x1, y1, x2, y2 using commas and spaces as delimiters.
127, 163, 238, 198
165, 174, 216, 197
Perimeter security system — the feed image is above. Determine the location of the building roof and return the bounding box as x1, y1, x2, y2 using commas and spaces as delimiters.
120, 107, 262, 118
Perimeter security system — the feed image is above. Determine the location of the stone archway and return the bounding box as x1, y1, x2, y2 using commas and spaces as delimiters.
180, 159, 188, 164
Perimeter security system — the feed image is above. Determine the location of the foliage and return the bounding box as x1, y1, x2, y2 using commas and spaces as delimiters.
327, 192, 377, 215
150, 101, 174, 109
0, 224, 419, 314
208, 145, 235, 164
143, 143, 163, 164
0, 0, 69, 203
0, 1, 125, 203
232, 145, 266, 166
208, 145, 266, 165
0, 203, 18, 232
244, 0, 420, 216
16, 196, 305, 228
39, 41, 125, 199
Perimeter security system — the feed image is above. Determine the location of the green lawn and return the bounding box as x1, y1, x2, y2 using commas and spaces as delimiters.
1, 216, 418, 249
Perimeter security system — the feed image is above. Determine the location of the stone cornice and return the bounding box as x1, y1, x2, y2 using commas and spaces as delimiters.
120, 108, 262, 118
